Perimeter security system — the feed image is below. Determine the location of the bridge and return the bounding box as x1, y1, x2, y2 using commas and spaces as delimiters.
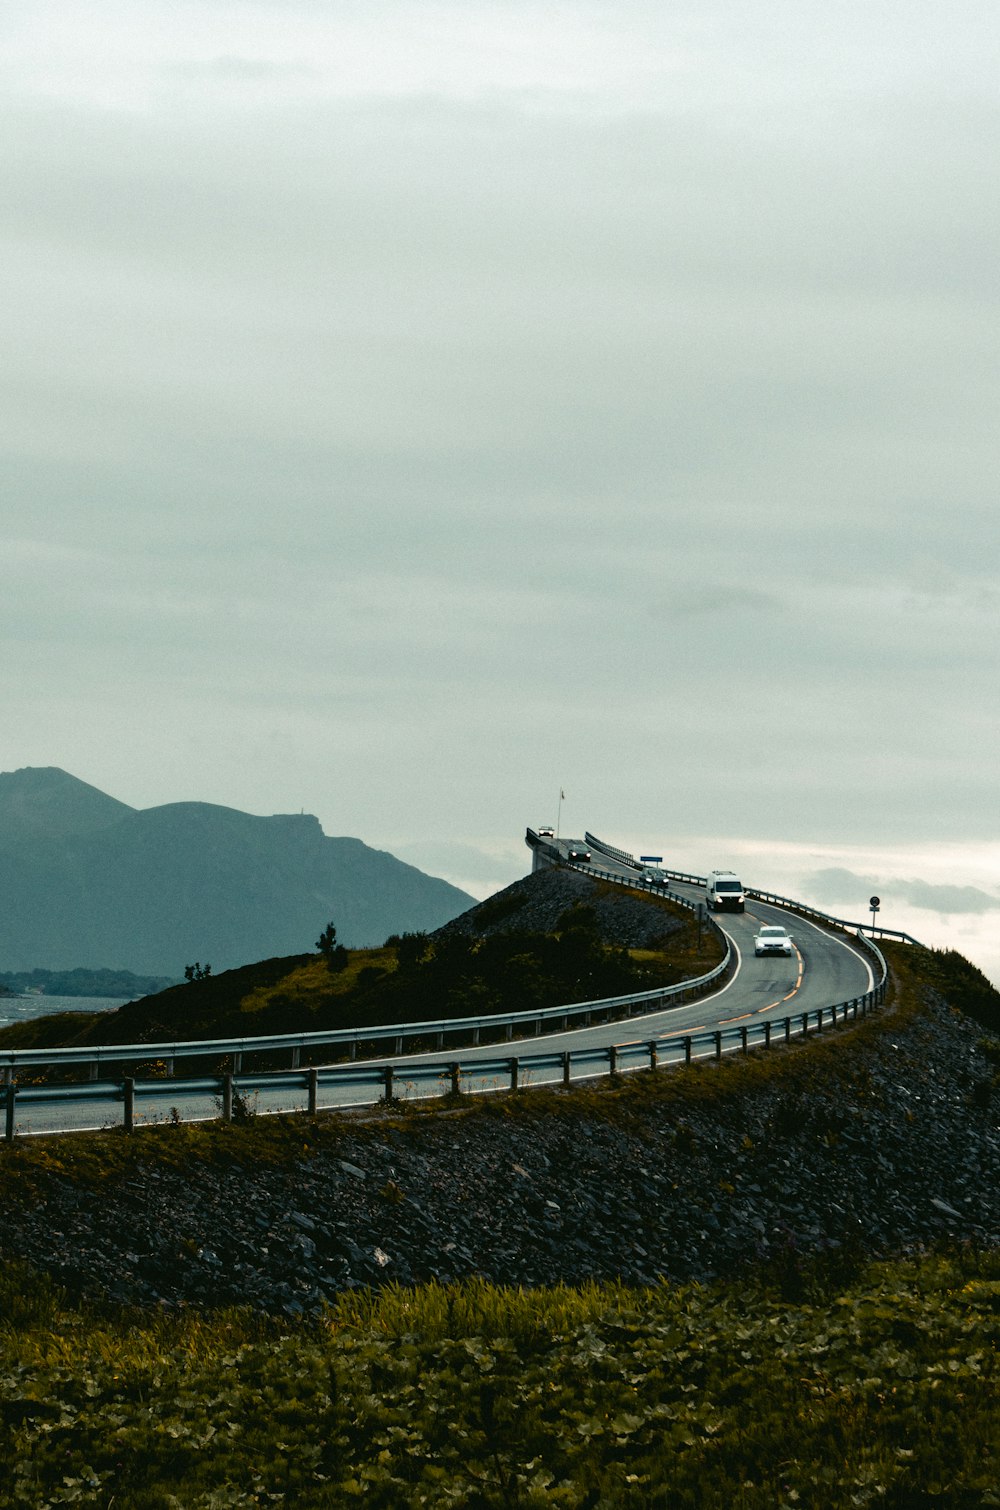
1, 829, 921, 1137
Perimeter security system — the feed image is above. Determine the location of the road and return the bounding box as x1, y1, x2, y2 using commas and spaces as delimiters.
8, 842, 875, 1136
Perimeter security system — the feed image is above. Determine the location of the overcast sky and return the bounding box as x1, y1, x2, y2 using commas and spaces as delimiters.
4, 2, 999, 977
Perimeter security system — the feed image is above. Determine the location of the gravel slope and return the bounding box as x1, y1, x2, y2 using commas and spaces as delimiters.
2, 979, 997, 1313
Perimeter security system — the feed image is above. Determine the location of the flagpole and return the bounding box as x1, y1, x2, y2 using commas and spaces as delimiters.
557, 788, 564, 838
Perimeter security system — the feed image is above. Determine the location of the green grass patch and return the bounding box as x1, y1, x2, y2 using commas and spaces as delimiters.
0, 1251, 998, 1506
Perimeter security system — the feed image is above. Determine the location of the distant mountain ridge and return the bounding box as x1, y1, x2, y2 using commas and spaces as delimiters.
0, 768, 474, 975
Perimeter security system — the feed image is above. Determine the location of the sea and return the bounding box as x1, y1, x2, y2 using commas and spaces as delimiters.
0, 994, 131, 1028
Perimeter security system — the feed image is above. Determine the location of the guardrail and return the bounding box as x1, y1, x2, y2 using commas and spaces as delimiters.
584, 831, 925, 946
0, 938, 732, 1081
0, 830, 905, 1138
2, 932, 886, 1139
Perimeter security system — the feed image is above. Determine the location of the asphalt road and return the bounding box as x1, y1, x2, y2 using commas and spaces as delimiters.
9, 845, 874, 1137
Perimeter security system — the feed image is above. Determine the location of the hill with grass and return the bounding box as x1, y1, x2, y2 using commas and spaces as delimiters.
0, 766, 474, 975
0, 867, 721, 1050
0, 942, 999, 1504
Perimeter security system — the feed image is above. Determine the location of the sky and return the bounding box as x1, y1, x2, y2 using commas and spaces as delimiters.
4, 2, 999, 980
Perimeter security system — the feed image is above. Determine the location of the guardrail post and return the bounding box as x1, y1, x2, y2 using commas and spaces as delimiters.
562, 1052, 571, 1088
233, 1053, 242, 1073
394, 1036, 403, 1056
123, 1076, 134, 1134
290, 1047, 300, 1070
504, 1024, 512, 1043
648, 1041, 658, 1070
740, 1026, 748, 1055
349, 1040, 358, 1061
784, 1017, 791, 1044
609, 1045, 619, 1077
509, 1057, 519, 1091
222, 1073, 233, 1122
764, 1021, 771, 1050
800, 1013, 808, 1038
714, 1031, 722, 1061
308, 1067, 318, 1115
89, 1061, 99, 1082
815, 1009, 823, 1034
383, 1065, 394, 1101
684, 1036, 692, 1065
472, 1027, 480, 1047
4, 1081, 15, 1142
449, 1063, 461, 1096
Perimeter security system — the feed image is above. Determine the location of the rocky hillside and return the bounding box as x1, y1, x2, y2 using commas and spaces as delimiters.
2, 947, 998, 1313
434, 865, 691, 948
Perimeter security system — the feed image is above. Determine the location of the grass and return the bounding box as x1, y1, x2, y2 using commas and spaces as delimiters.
0, 1251, 997, 1506
0, 944, 997, 1504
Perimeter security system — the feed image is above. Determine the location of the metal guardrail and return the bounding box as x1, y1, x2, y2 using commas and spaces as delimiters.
0, 829, 905, 1138
743, 886, 924, 946
0, 937, 732, 1078
3, 947, 887, 1138
585, 831, 925, 946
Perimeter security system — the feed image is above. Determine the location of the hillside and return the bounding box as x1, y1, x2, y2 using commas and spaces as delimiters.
0, 767, 474, 975
0, 866, 719, 1049
0, 944, 997, 1307
1, 937, 999, 1503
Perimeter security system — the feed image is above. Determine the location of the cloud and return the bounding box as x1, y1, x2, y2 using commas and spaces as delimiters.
803, 869, 1000, 917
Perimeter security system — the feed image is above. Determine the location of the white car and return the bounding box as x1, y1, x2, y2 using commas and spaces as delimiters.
537, 826, 555, 837
754, 925, 793, 957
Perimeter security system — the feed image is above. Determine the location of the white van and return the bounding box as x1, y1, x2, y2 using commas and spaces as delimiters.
706, 870, 745, 913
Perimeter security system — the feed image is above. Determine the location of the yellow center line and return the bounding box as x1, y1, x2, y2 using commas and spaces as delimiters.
781, 946, 805, 1001
720, 1012, 752, 1023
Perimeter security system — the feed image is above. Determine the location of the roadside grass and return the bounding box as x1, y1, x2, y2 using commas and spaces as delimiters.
237, 948, 399, 1017
0, 1250, 998, 1506
0, 947, 998, 1503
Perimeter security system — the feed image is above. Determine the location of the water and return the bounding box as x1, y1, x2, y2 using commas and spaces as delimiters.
0, 994, 129, 1028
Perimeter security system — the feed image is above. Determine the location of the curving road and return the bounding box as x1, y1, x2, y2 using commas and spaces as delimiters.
9, 839, 875, 1137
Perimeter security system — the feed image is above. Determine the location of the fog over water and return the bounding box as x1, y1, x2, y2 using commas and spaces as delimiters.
0, 995, 128, 1028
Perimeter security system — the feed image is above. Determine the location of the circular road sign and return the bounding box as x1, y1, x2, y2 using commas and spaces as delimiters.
869, 896, 881, 910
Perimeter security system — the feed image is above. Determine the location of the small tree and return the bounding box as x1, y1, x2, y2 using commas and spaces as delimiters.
184, 961, 212, 982
394, 931, 429, 970
316, 921, 349, 973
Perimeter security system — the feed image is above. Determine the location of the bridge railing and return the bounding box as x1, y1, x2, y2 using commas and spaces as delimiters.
0, 935, 732, 1079
3, 940, 886, 1138
584, 831, 924, 946
1, 833, 906, 1135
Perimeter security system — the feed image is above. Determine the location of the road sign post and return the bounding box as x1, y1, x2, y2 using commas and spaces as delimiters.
869, 895, 881, 934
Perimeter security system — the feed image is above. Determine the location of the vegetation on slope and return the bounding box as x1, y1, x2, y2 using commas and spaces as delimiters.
0, 1251, 997, 1507
2, 924, 999, 1504
0, 889, 719, 1052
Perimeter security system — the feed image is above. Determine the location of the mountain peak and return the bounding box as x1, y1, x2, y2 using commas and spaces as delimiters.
0, 767, 135, 845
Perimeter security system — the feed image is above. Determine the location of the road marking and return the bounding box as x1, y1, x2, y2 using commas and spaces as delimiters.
720, 1012, 752, 1023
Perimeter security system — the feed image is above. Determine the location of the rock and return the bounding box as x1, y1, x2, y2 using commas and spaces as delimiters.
2, 993, 999, 1310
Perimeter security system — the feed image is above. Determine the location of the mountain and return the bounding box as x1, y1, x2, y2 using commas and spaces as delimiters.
0, 768, 475, 975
